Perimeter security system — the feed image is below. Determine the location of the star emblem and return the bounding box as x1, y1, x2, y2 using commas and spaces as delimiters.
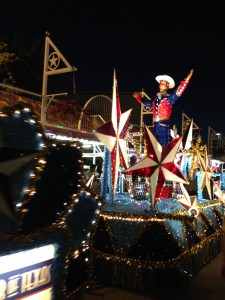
199, 149, 213, 199
123, 126, 188, 207
94, 69, 132, 195
48, 52, 60, 70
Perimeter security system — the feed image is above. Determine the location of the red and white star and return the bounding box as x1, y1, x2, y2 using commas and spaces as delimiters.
123, 126, 188, 207
94, 69, 132, 195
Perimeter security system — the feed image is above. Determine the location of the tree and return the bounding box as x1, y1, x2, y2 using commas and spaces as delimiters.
0, 41, 18, 85
0, 27, 63, 94
11, 26, 45, 93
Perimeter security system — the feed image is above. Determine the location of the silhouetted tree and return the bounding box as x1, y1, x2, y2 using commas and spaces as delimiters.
0, 27, 63, 94
0, 41, 18, 85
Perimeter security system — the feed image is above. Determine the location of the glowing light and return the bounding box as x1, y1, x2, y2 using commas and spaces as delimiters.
0, 244, 55, 274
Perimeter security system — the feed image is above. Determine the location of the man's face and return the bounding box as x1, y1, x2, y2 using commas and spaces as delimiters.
159, 80, 169, 92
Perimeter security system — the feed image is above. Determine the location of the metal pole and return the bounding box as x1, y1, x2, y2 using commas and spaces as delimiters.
41, 35, 49, 127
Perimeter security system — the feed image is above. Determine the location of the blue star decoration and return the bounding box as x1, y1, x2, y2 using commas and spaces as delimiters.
0, 102, 45, 226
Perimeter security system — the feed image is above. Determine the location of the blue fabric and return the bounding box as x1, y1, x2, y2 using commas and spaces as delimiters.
153, 120, 171, 146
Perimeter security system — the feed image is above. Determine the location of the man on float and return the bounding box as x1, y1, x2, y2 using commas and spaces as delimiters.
133, 69, 194, 146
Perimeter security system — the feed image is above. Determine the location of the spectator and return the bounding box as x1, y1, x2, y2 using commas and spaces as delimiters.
85, 164, 100, 192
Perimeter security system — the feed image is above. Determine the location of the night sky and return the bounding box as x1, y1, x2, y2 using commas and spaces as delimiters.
0, 1, 224, 143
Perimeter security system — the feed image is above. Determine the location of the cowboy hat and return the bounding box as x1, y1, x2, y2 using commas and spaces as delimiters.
155, 75, 175, 89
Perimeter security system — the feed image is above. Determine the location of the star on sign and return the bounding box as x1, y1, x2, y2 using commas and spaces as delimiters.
48, 52, 60, 70
123, 125, 188, 208
199, 149, 213, 199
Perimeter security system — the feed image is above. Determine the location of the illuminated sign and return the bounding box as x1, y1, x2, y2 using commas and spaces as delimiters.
0, 244, 55, 300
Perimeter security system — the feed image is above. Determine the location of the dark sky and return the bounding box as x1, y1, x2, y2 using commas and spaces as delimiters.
0, 1, 224, 143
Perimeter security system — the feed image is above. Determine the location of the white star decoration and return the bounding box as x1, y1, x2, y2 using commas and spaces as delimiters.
177, 183, 204, 228
123, 126, 188, 208
180, 119, 193, 150
213, 184, 225, 204
177, 183, 197, 210
199, 149, 213, 199
179, 119, 193, 172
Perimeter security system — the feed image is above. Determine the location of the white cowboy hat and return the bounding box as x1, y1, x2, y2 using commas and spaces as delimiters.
155, 75, 175, 89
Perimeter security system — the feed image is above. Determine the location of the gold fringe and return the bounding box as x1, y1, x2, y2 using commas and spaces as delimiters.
90, 230, 222, 289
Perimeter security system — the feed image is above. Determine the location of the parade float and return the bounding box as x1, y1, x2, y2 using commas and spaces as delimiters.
0, 101, 102, 299
0, 72, 224, 299
88, 70, 225, 290
1, 33, 225, 298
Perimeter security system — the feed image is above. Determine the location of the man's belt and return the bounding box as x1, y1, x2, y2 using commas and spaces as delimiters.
153, 117, 169, 122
